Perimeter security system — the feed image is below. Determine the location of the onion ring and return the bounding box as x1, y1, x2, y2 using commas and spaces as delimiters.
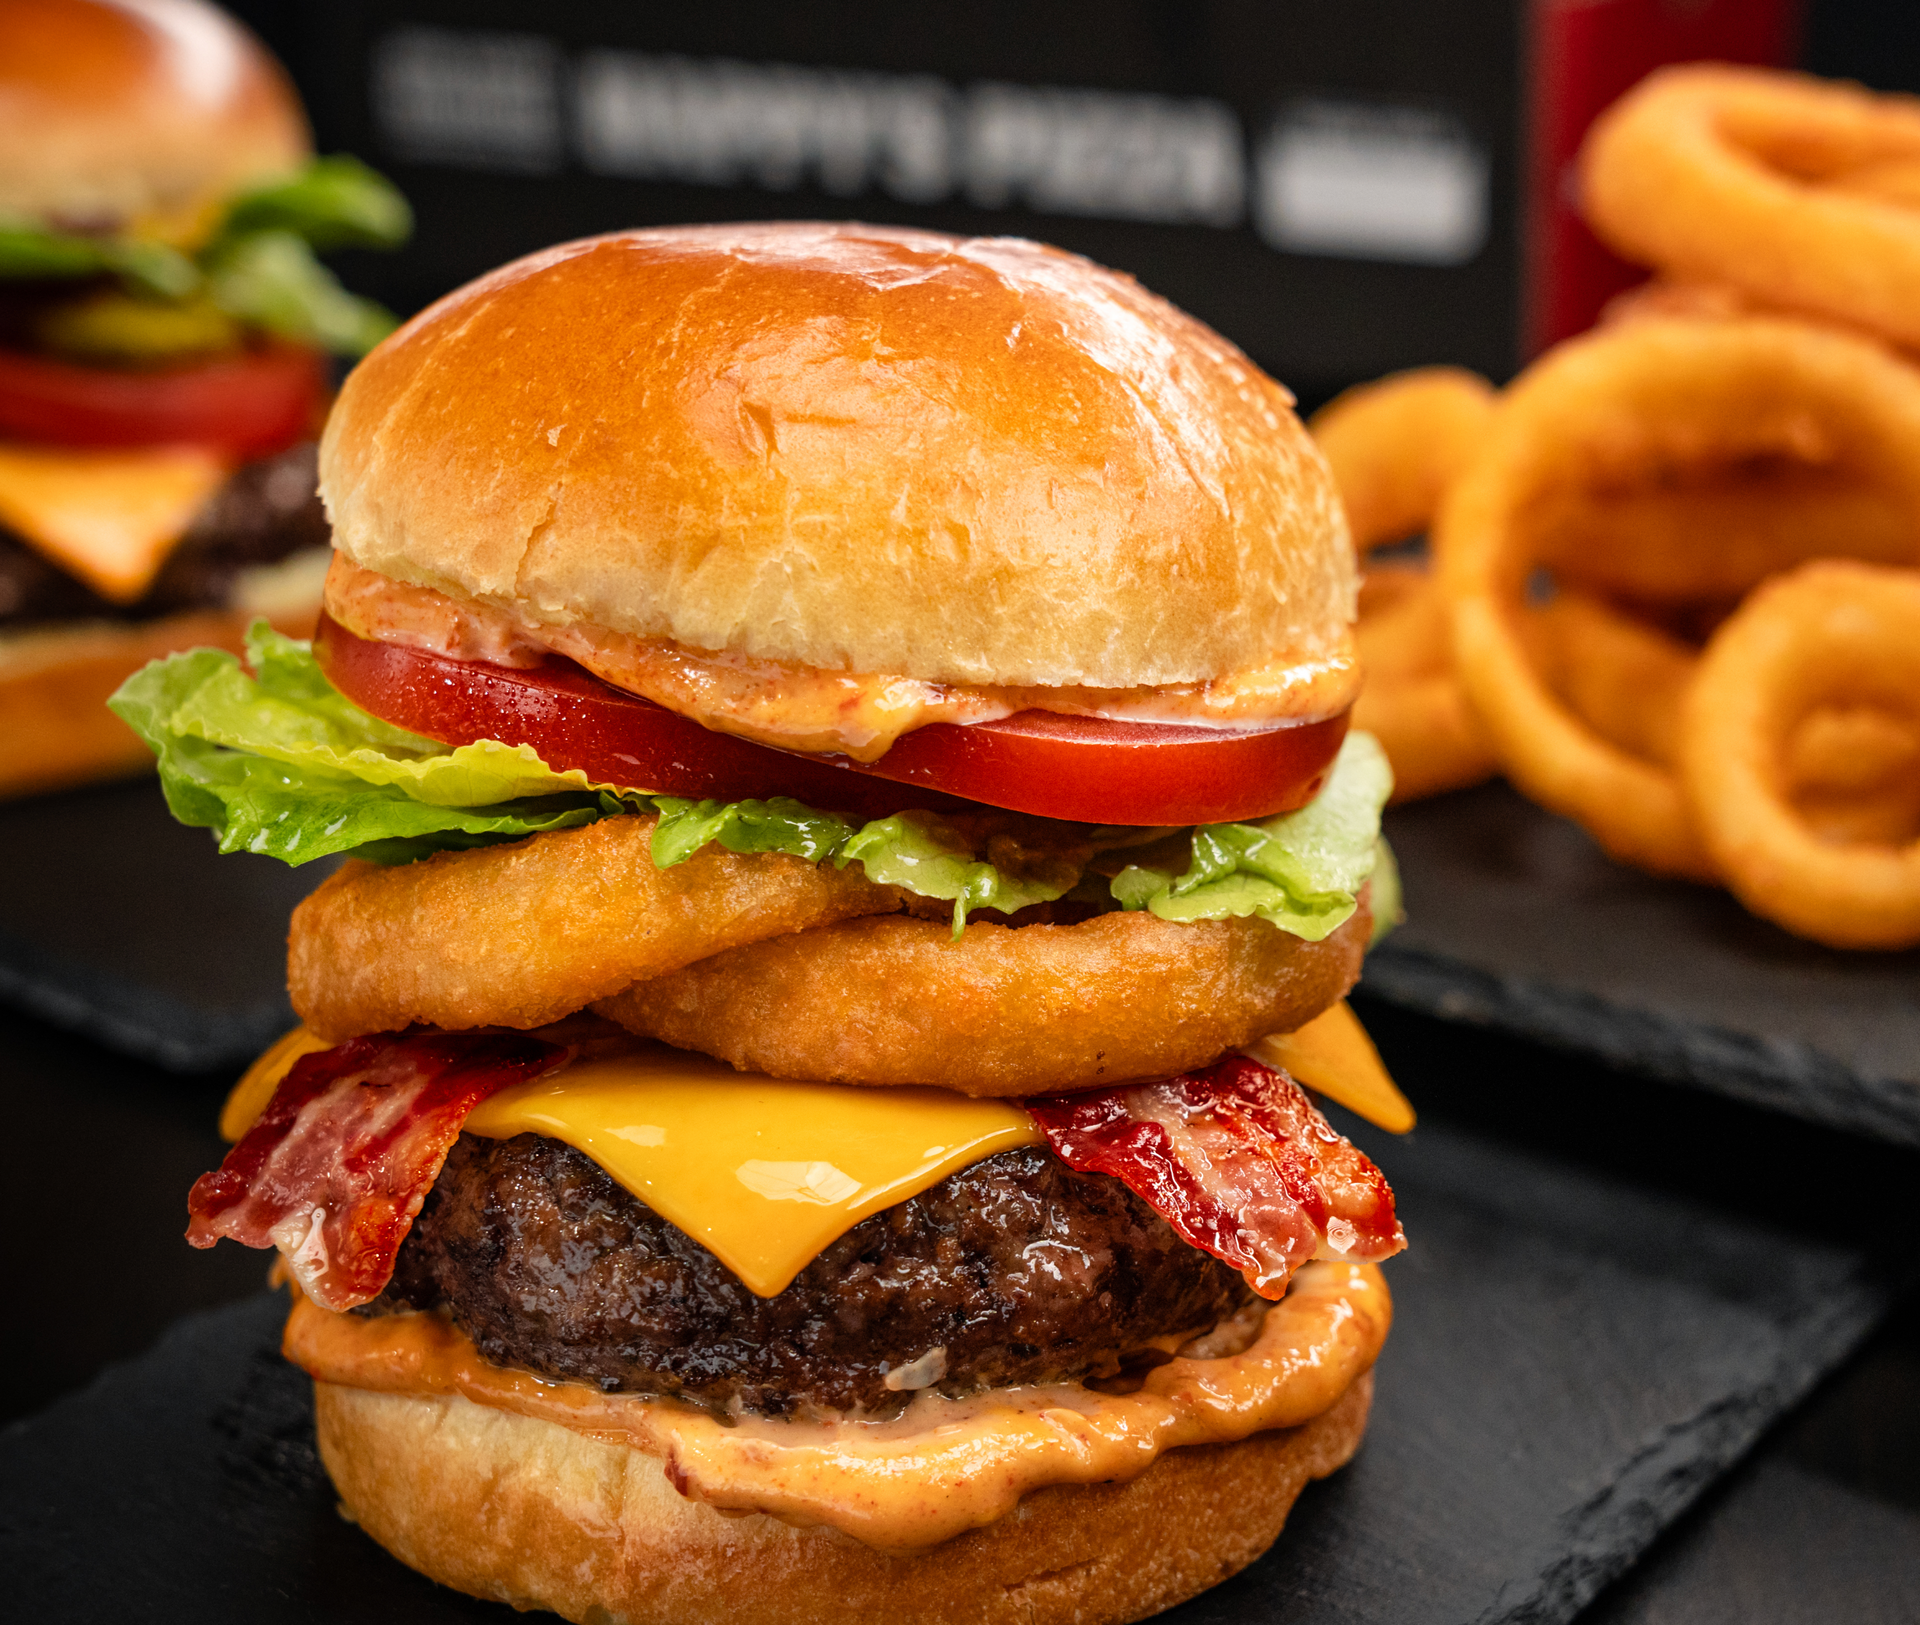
1312, 373, 1501, 802
1349, 564, 1497, 801
595, 903, 1371, 1097
1350, 666, 1496, 805
1310, 367, 1497, 555
1582, 65, 1920, 351
1528, 472, 1918, 604
1788, 709, 1920, 846
1353, 563, 1450, 685
1435, 315, 1920, 878
1681, 562, 1920, 948
290, 817, 903, 1040
1784, 705, 1920, 845
1521, 590, 1696, 771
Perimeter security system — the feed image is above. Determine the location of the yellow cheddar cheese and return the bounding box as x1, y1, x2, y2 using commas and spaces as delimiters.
1245, 999, 1416, 1134
464, 1048, 1042, 1297
0, 441, 230, 603
222, 1003, 1406, 1304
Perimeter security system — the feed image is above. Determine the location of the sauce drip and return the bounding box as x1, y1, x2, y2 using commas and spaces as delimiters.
286, 1256, 1389, 1552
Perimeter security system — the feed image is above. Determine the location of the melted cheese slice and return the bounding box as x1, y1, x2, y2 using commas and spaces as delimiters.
465, 1047, 1041, 1297
0, 442, 230, 603
221, 1012, 1402, 1300
220, 1024, 333, 1142
1245, 999, 1415, 1134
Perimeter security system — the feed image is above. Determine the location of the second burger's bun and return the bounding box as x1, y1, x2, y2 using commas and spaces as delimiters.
0, 0, 310, 230
315, 1371, 1373, 1625
321, 223, 1355, 693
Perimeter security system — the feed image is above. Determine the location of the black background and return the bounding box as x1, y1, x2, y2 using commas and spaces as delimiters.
205, 0, 1920, 408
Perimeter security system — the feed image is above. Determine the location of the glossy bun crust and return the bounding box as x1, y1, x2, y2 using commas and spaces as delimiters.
0, 0, 309, 228
315, 1371, 1372, 1625
321, 223, 1355, 693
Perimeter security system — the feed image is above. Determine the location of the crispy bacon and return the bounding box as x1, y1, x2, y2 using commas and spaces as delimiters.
1027, 1055, 1404, 1299
186, 1031, 564, 1311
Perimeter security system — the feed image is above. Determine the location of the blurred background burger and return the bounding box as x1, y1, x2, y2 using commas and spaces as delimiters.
0, 0, 407, 798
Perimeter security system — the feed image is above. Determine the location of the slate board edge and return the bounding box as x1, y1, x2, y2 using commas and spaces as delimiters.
1361, 945, 1920, 1149
1483, 1261, 1898, 1625
0, 929, 291, 1074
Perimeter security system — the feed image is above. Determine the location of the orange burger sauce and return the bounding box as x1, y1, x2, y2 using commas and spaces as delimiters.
285, 1257, 1389, 1553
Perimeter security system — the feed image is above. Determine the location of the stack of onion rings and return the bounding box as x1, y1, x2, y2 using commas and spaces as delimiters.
1300, 65, 1920, 949
1432, 315, 1920, 879
1311, 367, 1500, 801
1681, 563, 1920, 947
289, 814, 1376, 1090
1582, 65, 1920, 351
595, 903, 1372, 1096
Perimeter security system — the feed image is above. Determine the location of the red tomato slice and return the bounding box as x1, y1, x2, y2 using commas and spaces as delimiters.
314, 614, 1349, 827
0, 343, 326, 457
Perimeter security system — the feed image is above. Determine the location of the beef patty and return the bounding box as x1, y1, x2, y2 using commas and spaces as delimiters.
377, 1134, 1248, 1415
0, 441, 328, 626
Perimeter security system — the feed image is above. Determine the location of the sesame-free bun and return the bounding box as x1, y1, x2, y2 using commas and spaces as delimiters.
314, 1370, 1372, 1625
0, 0, 309, 230
321, 224, 1356, 694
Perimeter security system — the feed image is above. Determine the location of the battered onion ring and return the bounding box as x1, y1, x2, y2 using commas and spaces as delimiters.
1790, 730, 1920, 846
1599, 276, 1920, 362
1529, 473, 1919, 603
1354, 563, 1449, 685
1351, 666, 1496, 805
1785, 705, 1920, 844
1681, 562, 1920, 948
1521, 590, 1696, 771
1435, 316, 1920, 878
595, 902, 1371, 1097
1582, 65, 1920, 351
1310, 367, 1497, 554
290, 817, 904, 1039
1313, 374, 1501, 802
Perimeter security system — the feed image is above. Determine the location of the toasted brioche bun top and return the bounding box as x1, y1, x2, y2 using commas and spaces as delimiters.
321, 224, 1355, 692
0, 0, 310, 230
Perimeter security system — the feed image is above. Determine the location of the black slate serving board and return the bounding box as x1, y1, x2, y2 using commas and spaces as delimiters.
1582, 1293, 1920, 1625
1368, 782, 1920, 1147
0, 778, 331, 1071
4, 1093, 1910, 1624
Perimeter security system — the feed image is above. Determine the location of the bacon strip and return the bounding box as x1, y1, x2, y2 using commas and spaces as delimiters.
187, 1032, 564, 1311
1027, 1055, 1404, 1299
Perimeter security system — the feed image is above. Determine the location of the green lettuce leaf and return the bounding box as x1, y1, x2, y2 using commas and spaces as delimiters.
0, 156, 409, 356
218, 156, 413, 252
836, 813, 1087, 935
0, 216, 199, 296
204, 230, 398, 356
156, 625, 616, 807
1367, 836, 1403, 947
651, 797, 855, 867
108, 629, 633, 866
1110, 732, 1393, 940
109, 628, 1392, 945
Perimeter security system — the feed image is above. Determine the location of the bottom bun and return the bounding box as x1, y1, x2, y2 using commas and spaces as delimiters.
0, 605, 316, 800
316, 1370, 1373, 1625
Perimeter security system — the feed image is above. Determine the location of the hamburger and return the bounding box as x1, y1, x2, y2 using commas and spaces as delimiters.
0, 0, 407, 797
122, 223, 1410, 1624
